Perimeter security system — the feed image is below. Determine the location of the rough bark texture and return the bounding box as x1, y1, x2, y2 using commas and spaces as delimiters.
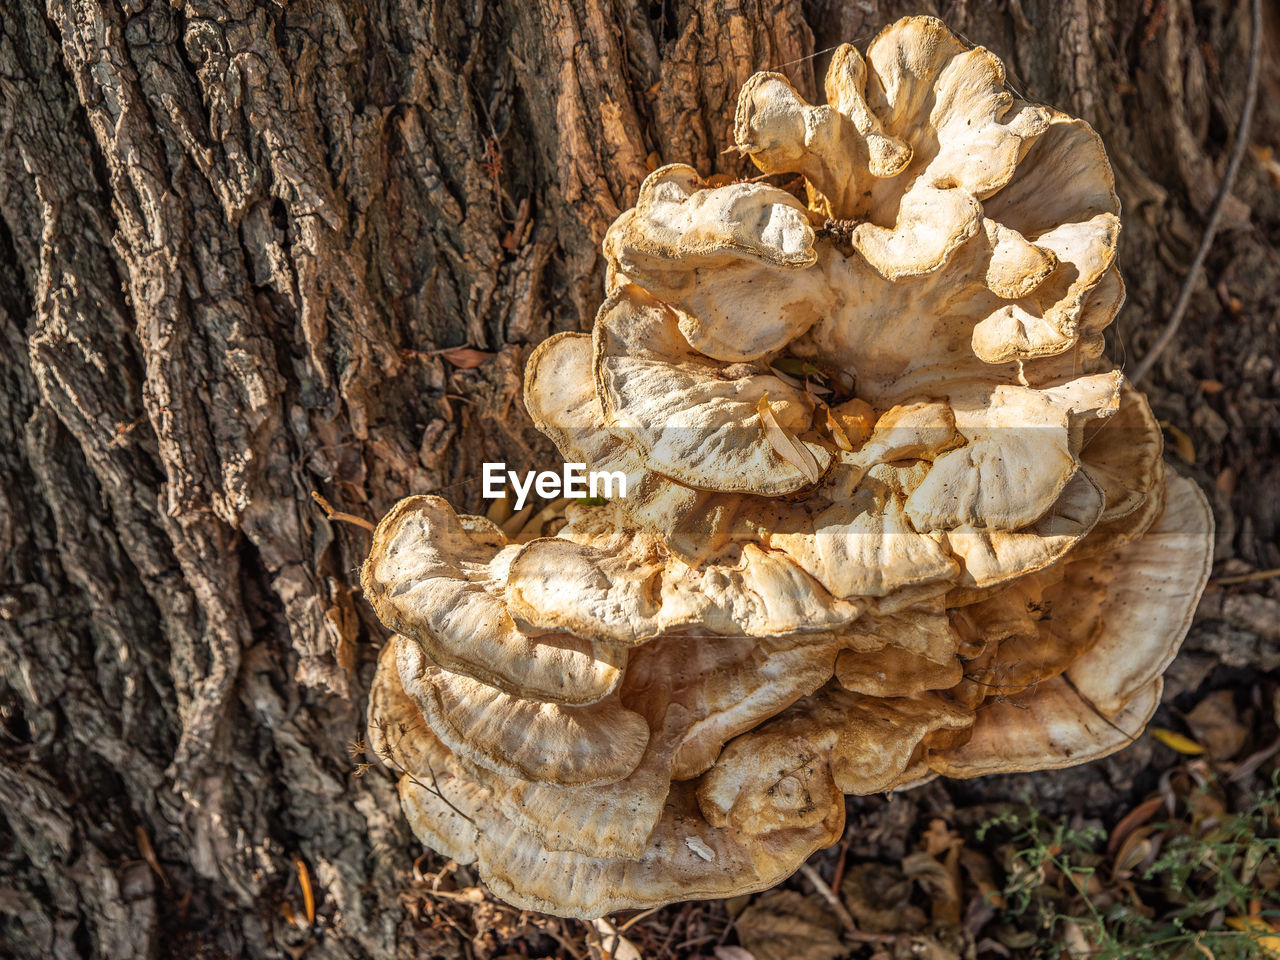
0, 0, 1276, 957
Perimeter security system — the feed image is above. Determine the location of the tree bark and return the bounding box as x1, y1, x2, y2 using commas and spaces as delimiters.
0, 0, 1275, 956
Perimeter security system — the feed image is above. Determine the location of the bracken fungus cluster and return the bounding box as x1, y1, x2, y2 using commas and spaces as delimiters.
364, 17, 1215, 918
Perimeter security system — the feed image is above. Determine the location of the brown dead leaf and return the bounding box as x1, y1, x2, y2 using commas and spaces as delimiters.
757, 394, 821, 484
922, 819, 961, 857
1111, 825, 1155, 877
135, 825, 170, 890
434, 346, 495, 369
1225, 915, 1280, 957
1159, 421, 1196, 464
829, 397, 875, 449
591, 917, 642, 960
735, 890, 844, 960
713, 948, 757, 960
1185, 689, 1250, 761
959, 847, 1006, 911
841, 861, 926, 934
502, 197, 532, 251
903, 849, 963, 929
1108, 796, 1165, 856
1251, 144, 1280, 187
823, 402, 853, 450
1186, 783, 1229, 823
1061, 918, 1099, 959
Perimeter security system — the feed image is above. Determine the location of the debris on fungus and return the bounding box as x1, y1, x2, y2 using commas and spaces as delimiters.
364, 16, 1214, 918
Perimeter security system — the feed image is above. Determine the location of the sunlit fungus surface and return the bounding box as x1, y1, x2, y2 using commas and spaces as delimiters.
363, 16, 1214, 918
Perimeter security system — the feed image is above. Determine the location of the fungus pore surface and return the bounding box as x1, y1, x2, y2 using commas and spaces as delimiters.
365, 17, 1214, 918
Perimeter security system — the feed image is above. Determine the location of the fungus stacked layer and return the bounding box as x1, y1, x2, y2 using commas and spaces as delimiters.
365, 17, 1214, 918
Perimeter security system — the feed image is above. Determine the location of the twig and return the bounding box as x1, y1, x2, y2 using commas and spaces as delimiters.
799, 860, 908, 945
310, 491, 375, 532
798, 862, 858, 937
1229, 734, 1280, 782
544, 919, 587, 960
372, 719, 477, 826
617, 906, 664, 933
829, 830, 855, 894
1130, 0, 1263, 385
1210, 567, 1280, 587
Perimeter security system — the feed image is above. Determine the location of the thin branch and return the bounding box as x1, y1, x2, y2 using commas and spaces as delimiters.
310, 490, 375, 532
1210, 567, 1280, 587
372, 719, 477, 827
1130, 0, 1263, 385
798, 862, 858, 936
617, 906, 664, 933
798, 861, 911, 946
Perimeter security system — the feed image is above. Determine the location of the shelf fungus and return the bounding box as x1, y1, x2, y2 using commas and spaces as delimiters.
365, 17, 1214, 918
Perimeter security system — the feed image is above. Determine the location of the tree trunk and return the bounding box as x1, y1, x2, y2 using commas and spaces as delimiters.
0, 0, 1275, 956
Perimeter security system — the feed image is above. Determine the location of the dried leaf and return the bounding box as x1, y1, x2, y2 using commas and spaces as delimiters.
592, 917, 643, 960
1186, 784, 1228, 822
294, 857, 315, 925
825, 404, 853, 451
435, 345, 495, 369
769, 365, 806, 389
485, 492, 514, 525
829, 397, 875, 449
1225, 916, 1280, 957
903, 849, 963, 928
1150, 727, 1205, 755
713, 948, 757, 960
772, 358, 826, 380
135, 825, 170, 889
959, 847, 1006, 911
280, 900, 304, 930
922, 819, 960, 857
1159, 421, 1196, 464
757, 393, 821, 484
1061, 918, 1098, 959
736, 890, 844, 960
842, 861, 927, 934
1111, 825, 1154, 876
1107, 796, 1164, 855
1185, 689, 1250, 761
